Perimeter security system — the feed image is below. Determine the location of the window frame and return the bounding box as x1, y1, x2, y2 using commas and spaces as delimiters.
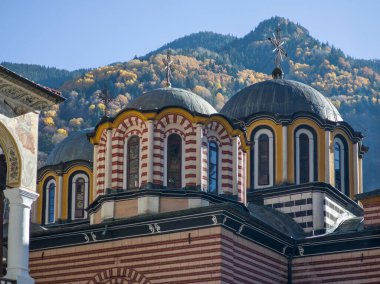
208, 141, 219, 193
165, 133, 183, 189
334, 137, 346, 193
253, 128, 274, 189
124, 135, 140, 190
71, 173, 89, 220
295, 128, 315, 184
45, 179, 56, 224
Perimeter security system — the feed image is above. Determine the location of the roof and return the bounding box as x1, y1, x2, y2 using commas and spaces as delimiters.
44, 128, 94, 168
247, 203, 305, 239
0, 65, 63, 102
220, 79, 342, 122
356, 188, 380, 200
126, 87, 217, 115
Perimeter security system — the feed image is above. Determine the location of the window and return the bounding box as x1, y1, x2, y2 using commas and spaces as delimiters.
167, 134, 182, 189
252, 129, 274, 189
71, 173, 89, 220
258, 134, 270, 185
127, 136, 140, 190
74, 177, 85, 218
334, 138, 345, 192
208, 141, 218, 193
299, 134, 310, 183
295, 128, 315, 184
45, 179, 56, 224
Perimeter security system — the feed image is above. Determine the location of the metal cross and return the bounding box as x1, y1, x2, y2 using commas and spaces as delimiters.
268, 25, 288, 68
162, 50, 173, 87
98, 87, 111, 117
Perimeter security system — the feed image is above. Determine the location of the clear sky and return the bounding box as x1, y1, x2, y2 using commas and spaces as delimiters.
1, 0, 378, 71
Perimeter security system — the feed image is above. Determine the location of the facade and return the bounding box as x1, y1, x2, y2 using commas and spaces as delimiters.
0, 65, 64, 284
29, 71, 380, 283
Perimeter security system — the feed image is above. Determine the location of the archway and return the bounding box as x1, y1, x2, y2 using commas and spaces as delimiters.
0, 122, 21, 188
87, 267, 151, 284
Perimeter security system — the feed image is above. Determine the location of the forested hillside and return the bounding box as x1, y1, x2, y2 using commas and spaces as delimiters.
4, 17, 380, 191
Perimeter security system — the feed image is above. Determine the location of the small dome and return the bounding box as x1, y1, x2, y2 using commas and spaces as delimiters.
126, 87, 217, 115
220, 79, 342, 121
44, 128, 94, 167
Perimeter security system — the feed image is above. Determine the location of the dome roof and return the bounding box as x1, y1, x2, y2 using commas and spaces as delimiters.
220, 79, 342, 121
44, 128, 94, 167
126, 87, 217, 115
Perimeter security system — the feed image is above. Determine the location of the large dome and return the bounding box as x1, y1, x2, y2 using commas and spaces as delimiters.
44, 128, 94, 167
220, 79, 342, 121
126, 87, 216, 115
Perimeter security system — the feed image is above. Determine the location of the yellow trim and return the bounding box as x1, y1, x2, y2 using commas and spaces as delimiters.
90, 107, 249, 150
112, 110, 148, 126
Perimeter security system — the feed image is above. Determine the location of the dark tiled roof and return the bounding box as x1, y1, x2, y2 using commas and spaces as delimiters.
126, 87, 216, 115
44, 128, 94, 168
247, 203, 305, 239
220, 79, 342, 122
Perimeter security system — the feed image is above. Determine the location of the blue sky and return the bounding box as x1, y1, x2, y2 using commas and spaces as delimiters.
1, 0, 378, 70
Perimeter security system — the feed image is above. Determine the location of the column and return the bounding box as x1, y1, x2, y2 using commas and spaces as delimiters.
232, 136, 238, 196
93, 144, 98, 196
353, 143, 359, 195
195, 124, 203, 190
4, 188, 38, 284
325, 130, 331, 184
57, 174, 63, 220
146, 120, 154, 187
282, 125, 288, 183
242, 152, 247, 205
105, 129, 112, 190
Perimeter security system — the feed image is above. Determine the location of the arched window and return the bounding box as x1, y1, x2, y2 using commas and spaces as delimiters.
167, 134, 182, 189
299, 133, 310, 183
252, 129, 274, 189
127, 136, 140, 190
71, 173, 89, 220
208, 141, 218, 193
45, 179, 56, 224
258, 135, 270, 185
295, 128, 315, 184
334, 138, 345, 193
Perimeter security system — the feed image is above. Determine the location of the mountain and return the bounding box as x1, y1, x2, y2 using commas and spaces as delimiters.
0, 62, 89, 88
144, 31, 237, 59
3, 17, 380, 191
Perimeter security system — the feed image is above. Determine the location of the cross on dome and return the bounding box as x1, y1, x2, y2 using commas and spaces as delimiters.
268, 25, 288, 79
162, 49, 173, 87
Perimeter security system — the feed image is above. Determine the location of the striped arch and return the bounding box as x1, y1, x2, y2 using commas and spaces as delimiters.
237, 138, 245, 203
153, 114, 196, 187
87, 267, 151, 284
96, 129, 107, 196
203, 121, 233, 195
111, 116, 147, 189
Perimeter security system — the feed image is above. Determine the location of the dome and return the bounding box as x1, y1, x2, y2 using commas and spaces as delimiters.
220, 79, 342, 121
44, 128, 94, 167
126, 87, 217, 115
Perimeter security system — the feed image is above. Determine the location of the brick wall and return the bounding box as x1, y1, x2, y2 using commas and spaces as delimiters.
293, 249, 380, 283
29, 226, 287, 284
